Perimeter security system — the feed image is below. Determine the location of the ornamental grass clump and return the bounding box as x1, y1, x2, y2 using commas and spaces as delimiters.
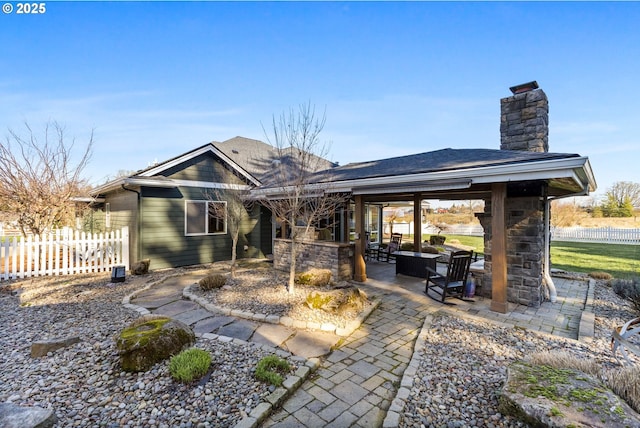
199, 273, 227, 291
255, 355, 291, 386
589, 271, 613, 281
169, 348, 212, 383
612, 277, 640, 314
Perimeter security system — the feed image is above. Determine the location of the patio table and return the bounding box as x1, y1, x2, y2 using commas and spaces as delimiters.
394, 251, 440, 278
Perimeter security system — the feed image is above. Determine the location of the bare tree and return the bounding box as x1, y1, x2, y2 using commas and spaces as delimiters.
205, 187, 254, 278
605, 181, 640, 209
0, 122, 93, 236
258, 102, 346, 293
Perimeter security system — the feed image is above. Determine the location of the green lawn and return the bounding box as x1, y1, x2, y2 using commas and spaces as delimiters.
434, 234, 640, 280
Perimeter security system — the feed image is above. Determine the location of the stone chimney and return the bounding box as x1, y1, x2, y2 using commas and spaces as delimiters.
500, 81, 548, 153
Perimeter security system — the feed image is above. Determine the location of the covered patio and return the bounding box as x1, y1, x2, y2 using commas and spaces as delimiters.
256, 84, 597, 313
362, 257, 590, 340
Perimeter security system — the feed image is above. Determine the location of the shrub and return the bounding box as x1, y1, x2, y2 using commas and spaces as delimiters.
612, 278, 640, 314
169, 348, 212, 383
199, 274, 227, 291
589, 271, 613, 281
429, 235, 446, 245
422, 245, 440, 254
400, 242, 415, 251
295, 268, 332, 287
255, 355, 291, 386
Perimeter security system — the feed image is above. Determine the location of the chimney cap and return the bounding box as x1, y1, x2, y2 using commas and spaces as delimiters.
509, 81, 539, 94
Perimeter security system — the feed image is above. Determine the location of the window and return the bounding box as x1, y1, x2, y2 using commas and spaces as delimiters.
185, 200, 227, 236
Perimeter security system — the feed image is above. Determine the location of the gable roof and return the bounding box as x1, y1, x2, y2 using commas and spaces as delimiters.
89, 136, 338, 196
90, 141, 260, 196
214, 136, 337, 186
212, 136, 281, 183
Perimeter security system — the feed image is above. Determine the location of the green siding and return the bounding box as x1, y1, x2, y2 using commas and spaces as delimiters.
139, 186, 265, 269
102, 188, 139, 266
96, 151, 271, 269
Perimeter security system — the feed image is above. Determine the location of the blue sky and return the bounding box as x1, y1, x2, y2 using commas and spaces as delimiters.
2, 1, 639, 202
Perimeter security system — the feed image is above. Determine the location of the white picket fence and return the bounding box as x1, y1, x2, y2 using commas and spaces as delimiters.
0, 227, 129, 281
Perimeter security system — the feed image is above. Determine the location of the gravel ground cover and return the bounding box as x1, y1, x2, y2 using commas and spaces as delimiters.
2, 268, 639, 428
0, 271, 300, 428
191, 267, 374, 328
399, 279, 640, 428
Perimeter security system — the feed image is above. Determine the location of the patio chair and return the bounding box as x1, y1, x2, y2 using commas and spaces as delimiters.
364, 231, 377, 261
378, 233, 402, 262
424, 250, 473, 303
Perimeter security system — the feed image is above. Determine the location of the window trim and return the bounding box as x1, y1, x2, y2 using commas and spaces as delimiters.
184, 200, 227, 236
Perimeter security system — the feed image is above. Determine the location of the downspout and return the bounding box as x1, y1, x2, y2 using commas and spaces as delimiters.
543, 198, 557, 303
122, 184, 142, 266
544, 183, 591, 303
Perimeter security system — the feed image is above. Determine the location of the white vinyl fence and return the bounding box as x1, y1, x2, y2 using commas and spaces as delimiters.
550, 227, 640, 245
421, 223, 640, 245
1, 227, 129, 281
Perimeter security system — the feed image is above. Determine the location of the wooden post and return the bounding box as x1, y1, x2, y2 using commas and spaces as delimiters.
491, 183, 508, 313
413, 194, 422, 251
353, 195, 367, 282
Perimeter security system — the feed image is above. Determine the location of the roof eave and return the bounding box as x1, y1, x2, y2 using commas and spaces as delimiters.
251, 156, 596, 198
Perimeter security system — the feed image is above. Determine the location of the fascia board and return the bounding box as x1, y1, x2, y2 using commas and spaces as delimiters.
125, 177, 252, 191
138, 144, 261, 186
89, 178, 127, 196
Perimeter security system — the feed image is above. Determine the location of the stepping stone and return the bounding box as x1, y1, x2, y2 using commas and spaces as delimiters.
218, 319, 258, 341
135, 286, 182, 300
173, 308, 214, 326
284, 330, 340, 358
251, 324, 295, 348
193, 316, 236, 334
153, 300, 199, 317
131, 297, 180, 310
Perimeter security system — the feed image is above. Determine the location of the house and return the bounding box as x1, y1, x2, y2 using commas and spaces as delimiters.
89, 82, 596, 312
87, 136, 319, 269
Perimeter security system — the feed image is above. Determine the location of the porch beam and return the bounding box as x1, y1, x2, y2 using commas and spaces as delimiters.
490, 183, 508, 313
413, 194, 422, 251
353, 195, 367, 282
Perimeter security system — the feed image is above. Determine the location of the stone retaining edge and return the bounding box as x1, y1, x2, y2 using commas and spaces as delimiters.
578, 278, 596, 343
183, 283, 381, 337
382, 309, 439, 428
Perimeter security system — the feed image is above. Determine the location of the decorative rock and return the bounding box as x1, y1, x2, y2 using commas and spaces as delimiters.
116, 315, 195, 372
499, 361, 640, 427
30, 336, 81, 358
130, 259, 150, 275
0, 403, 57, 428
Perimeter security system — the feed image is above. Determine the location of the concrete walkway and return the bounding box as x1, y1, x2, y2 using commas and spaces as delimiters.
128, 262, 593, 428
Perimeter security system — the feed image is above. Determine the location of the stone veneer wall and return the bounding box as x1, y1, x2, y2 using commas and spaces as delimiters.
500, 89, 549, 153
477, 197, 545, 307
273, 238, 354, 281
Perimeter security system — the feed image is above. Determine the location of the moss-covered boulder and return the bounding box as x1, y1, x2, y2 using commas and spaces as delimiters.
295, 268, 332, 287
499, 361, 640, 427
305, 286, 369, 316
116, 315, 195, 372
